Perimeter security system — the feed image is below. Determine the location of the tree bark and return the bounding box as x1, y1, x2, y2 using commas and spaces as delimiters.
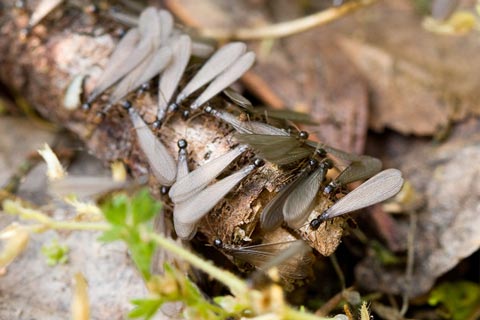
0, 3, 344, 256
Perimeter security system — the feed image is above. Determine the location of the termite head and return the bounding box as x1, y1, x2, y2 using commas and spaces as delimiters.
323, 182, 338, 195
315, 148, 327, 158
307, 158, 318, 168
321, 158, 334, 170
213, 238, 223, 248
152, 119, 162, 129
81, 102, 91, 111
182, 110, 190, 120
121, 100, 132, 111
298, 131, 309, 140
309, 217, 322, 230
177, 139, 188, 150
136, 82, 150, 95
253, 158, 265, 168
168, 102, 179, 113
160, 186, 169, 195
204, 105, 213, 114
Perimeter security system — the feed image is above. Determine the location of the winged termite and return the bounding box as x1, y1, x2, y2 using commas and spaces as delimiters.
85, 7, 160, 104
260, 160, 319, 231
204, 106, 288, 136
173, 42, 247, 106
156, 35, 192, 125
310, 169, 404, 229
235, 131, 313, 165
107, 46, 172, 106
125, 102, 176, 186
168, 145, 249, 203
174, 160, 263, 226
171, 139, 199, 240
283, 159, 333, 229
190, 52, 256, 110
29, 0, 64, 28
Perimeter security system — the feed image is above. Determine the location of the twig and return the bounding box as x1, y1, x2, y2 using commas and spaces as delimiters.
193, 0, 378, 41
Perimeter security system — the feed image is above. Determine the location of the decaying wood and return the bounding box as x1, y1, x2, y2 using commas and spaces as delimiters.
0, 4, 344, 255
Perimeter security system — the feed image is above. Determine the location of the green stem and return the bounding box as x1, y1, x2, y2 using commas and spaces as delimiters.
149, 233, 248, 296
3, 200, 248, 296
3, 200, 109, 232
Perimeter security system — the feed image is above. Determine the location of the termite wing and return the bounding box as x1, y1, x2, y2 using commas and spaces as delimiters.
236, 132, 382, 191
86, 7, 162, 104
156, 35, 192, 124
171, 139, 198, 240
283, 159, 333, 229
168, 145, 249, 204
310, 168, 404, 229
29, 0, 63, 28
107, 46, 172, 107
204, 106, 289, 136
173, 160, 263, 229
173, 42, 247, 106
125, 103, 176, 186
190, 51, 256, 110
260, 158, 332, 231
213, 234, 313, 284
222, 89, 316, 125
234, 132, 314, 165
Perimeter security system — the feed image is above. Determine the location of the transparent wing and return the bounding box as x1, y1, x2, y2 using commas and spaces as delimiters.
158, 35, 191, 120
129, 109, 176, 186
283, 166, 328, 229
174, 165, 255, 224
191, 52, 255, 109
87, 7, 160, 103
168, 145, 247, 203
176, 42, 247, 103
109, 46, 172, 105
260, 171, 310, 231
320, 169, 404, 220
